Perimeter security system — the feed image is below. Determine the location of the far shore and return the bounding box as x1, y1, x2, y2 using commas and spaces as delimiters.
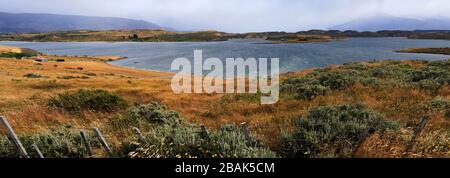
1, 29, 449, 43
396, 47, 450, 55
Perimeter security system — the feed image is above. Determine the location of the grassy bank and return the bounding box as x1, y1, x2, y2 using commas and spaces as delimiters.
0, 48, 448, 157
397, 48, 450, 55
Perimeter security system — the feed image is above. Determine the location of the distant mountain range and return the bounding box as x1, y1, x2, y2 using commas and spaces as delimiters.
329, 15, 450, 32
0, 12, 165, 33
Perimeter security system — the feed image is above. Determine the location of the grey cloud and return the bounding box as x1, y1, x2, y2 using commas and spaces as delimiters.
0, 0, 449, 32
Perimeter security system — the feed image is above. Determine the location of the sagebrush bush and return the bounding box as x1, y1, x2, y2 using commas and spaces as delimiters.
409, 67, 450, 90
279, 104, 400, 158
424, 97, 449, 111
108, 102, 277, 158
281, 70, 357, 100
23, 73, 46, 78
109, 102, 181, 129
48, 89, 128, 113
282, 60, 450, 100
0, 128, 98, 158
317, 70, 358, 90
121, 124, 277, 158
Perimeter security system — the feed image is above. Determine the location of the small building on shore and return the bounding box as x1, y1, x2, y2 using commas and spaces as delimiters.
35, 55, 48, 62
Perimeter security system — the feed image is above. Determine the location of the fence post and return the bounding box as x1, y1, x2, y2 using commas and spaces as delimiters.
240, 122, 251, 143
406, 116, 430, 153
32, 143, 44, 158
93, 128, 113, 157
80, 130, 93, 156
200, 125, 210, 140
132, 127, 145, 143
0, 116, 29, 158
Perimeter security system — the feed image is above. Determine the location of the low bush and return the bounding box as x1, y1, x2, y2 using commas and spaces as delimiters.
23, 73, 46, 78
281, 70, 357, 100
409, 67, 450, 90
282, 81, 329, 100
58, 76, 90, 80
121, 124, 277, 158
0, 52, 34, 59
279, 104, 400, 158
317, 71, 358, 90
118, 102, 181, 127
48, 89, 128, 113
107, 102, 276, 158
424, 97, 449, 111
282, 60, 450, 100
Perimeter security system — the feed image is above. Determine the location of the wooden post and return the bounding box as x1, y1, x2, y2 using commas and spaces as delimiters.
132, 127, 145, 143
200, 125, 210, 140
80, 130, 93, 156
240, 122, 251, 143
407, 117, 430, 153
32, 143, 44, 158
93, 128, 113, 157
0, 116, 29, 158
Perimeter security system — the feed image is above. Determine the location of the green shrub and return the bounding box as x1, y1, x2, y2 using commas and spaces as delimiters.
407, 62, 450, 90
369, 64, 413, 80
0, 52, 34, 59
410, 68, 449, 84
121, 124, 277, 158
110, 102, 181, 129
84, 73, 97, 76
23, 73, 46, 78
48, 89, 128, 113
58, 76, 90, 80
341, 62, 371, 70
424, 97, 450, 111
281, 70, 357, 100
282, 82, 329, 100
428, 60, 450, 68
360, 77, 379, 87
317, 71, 358, 90
282, 60, 450, 100
279, 104, 400, 158
0, 128, 98, 158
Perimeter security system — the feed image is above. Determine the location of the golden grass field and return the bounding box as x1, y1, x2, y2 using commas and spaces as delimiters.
0, 45, 39, 55
0, 46, 448, 157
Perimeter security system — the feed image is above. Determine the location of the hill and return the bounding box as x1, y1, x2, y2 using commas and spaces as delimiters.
330, 15, 450, 32
0, 12, 163, 33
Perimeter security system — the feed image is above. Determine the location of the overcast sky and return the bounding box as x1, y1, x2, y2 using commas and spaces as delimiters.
0, 0, 449, 32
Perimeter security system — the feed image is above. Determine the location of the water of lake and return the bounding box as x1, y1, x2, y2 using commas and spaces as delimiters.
1, 37, 449, 73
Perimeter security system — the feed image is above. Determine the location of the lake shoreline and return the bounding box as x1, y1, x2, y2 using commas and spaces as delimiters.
4, 37, 449, 74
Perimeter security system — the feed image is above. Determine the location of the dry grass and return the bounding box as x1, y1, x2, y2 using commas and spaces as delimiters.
0, 52, 448, 157
0, 45, 39, 55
